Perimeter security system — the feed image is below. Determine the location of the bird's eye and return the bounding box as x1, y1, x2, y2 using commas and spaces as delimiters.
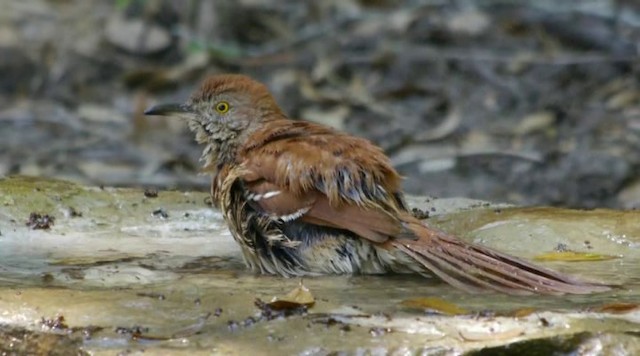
215, 101, 230, 114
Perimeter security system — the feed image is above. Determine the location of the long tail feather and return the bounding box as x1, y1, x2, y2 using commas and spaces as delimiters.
395, 222, 611, 295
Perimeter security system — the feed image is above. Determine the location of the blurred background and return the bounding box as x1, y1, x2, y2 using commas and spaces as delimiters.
0, 0, 638, 208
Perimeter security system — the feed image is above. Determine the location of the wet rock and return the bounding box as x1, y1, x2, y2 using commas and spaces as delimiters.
0, 325, 87, 355
1, 176, 640, 354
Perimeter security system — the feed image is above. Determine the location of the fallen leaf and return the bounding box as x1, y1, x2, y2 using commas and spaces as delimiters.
606, 90, 639, 110
513, 111, 555, 135
589, 302, 640, 314
267, 281, 315, 311
401, 297, 469, 315
533, 251, 619, 262
504, 307, 537, 318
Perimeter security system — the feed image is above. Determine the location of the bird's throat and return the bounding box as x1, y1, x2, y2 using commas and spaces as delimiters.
189, 120, 240, 170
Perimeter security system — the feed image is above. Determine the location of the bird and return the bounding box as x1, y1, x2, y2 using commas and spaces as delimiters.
144, 74, 609, 295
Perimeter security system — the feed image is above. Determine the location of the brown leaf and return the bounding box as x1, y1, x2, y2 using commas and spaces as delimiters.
267, 282, 315, 311
589, 302, 640, 314
400, 297, 469, 315
533, 251, 619, 262
504, 307, 537, 318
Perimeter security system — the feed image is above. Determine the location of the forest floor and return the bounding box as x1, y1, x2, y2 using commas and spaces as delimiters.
1, 0, 639, 208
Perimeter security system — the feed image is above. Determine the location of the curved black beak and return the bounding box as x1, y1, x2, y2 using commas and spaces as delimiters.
144, 103, 192, 116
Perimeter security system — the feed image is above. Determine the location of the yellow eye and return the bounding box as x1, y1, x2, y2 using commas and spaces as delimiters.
215, 101, 230, 114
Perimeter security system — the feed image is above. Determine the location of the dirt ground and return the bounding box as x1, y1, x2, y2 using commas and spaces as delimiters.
0, 0, 638, 208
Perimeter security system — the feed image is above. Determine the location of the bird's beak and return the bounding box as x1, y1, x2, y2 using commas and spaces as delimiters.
144, 103, 193, 116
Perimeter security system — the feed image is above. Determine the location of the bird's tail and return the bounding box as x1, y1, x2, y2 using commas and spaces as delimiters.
393, 220, 611, 295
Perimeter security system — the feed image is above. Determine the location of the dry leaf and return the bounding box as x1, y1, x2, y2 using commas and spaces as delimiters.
589, 302, 640, 314
513, 111, 555, 135
267, 282, 315, 311
533, 251, 619, 262
505, 307, 537, 318
401, 297, 469, 315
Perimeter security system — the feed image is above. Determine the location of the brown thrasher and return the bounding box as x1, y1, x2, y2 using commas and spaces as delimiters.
145, 74, 609, 295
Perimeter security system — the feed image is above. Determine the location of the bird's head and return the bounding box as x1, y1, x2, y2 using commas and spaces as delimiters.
145, 74, 285, 165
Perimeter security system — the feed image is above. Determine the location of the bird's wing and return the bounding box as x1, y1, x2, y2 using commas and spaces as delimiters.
236, 120, 416, 243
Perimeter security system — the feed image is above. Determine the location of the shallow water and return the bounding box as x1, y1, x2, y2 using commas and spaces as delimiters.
1, 176, 639, 354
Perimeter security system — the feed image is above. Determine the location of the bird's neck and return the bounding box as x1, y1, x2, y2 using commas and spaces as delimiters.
192, 121, 241, 171
200, 140, 236, 172
197, 113, 290, 171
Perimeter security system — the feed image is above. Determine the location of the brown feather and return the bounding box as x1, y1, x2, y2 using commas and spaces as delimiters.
395, 214, 610, 295
240, 120, 402, 207
302, 196, 411, 243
